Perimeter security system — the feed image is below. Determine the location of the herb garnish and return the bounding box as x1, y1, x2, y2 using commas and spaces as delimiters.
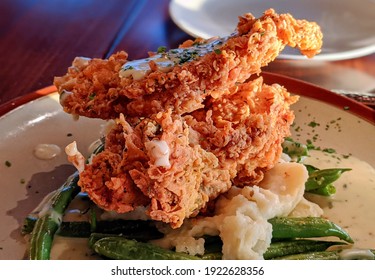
157, 46, 167, 53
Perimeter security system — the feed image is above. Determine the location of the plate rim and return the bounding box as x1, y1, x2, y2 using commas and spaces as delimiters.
260, 72, 375, 125
0, 85, 57, 117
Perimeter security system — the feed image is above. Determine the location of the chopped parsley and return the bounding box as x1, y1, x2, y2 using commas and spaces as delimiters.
323, 148, 336, 154
157, 46, 167, 53
5, 160, 11, 167
177, 49, 199, 64
88, 92, 96, 100
308, 121, 320, 128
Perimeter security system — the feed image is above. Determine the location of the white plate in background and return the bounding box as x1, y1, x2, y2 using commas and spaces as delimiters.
169, 0, 375, 61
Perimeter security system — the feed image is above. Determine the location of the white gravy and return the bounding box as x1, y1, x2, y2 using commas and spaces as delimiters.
304, 150, 375, 249
33, 144, 61, 160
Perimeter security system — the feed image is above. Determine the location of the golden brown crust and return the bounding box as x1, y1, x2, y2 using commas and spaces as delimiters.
77, 77, 297, 228
63, 9, 322, 228
54, 9, 322, 120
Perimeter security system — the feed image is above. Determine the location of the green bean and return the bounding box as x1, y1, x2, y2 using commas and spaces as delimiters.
201, 252, 222, 260
274, 249, 375, 260
201, 239, 343, 260
94, 219, 162, 238
269, 217, 354, 243
25, 210, 163, 240
57, 220, 163, 240
263, 240, 343, 259
304, 164, 319, 174
89, 206, 97, 233
88, 233, 124, 248
29, 172, 80, 260
93, 237, 201, 260
57, 221, 92, 237
274, 251, 340, 260
305, 167, 351, 191
307, 184, 336, 196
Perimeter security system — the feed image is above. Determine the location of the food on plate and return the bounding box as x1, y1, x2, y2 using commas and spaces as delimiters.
24, 9, 374, 260
66, 77, 298, 228
55, 8, 322, 229
54, 9, 322, 119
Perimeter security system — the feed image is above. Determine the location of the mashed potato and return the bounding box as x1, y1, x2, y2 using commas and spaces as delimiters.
153, 160, 323, 259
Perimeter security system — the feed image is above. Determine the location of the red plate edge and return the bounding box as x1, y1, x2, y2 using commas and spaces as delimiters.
261, 72, 375, 125
0, 85, 57, 117
0, 75, 374, 125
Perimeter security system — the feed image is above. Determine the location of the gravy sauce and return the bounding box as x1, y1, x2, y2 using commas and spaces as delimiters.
304, 150, 375, 249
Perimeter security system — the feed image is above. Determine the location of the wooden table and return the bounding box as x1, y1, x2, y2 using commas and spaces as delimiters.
1, 0, 374, 107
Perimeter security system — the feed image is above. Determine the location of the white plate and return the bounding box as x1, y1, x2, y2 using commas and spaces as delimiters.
0, 91, 106, 260
169, 0, 375, 61
0, 76, 374, 259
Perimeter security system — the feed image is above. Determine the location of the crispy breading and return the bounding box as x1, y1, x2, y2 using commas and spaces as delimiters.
54, 9, 322, 120
78, 111, 231, 228
63, 9, 322, 228
185, 77, 298, 186
76, 78, 297, 228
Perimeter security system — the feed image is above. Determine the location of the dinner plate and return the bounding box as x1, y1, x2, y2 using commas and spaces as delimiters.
169, 0, 375, 61
0, 74, 374, 260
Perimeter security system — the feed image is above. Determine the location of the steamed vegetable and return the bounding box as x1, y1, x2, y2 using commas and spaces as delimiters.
93, 237, 201, 260
28, 172, 80, 260
269, 216, 354, 243
201, 239, 344, 260
304, 165, 351, 192
274, 249, 375, 260
282, 138, 351, 196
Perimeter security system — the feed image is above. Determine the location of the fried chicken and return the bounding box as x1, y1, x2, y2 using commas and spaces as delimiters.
69, 77, 297, 228
61, 9, 322, 228
185, 77, 298, 187
54, 9, 322, 120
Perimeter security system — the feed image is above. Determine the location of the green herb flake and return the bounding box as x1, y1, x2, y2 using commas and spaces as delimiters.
89, 92, 96, 100
157, 46, 167, 53
323, 148, 336, 154
214, 49, 222, 55
343, 106, 350, 110
5, 160, 11, 167
20, 178, 26, 184
308, 121, 320, 128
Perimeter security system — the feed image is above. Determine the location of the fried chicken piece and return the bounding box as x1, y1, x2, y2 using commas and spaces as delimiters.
77, 111, 231, 228
54, 9, 322, 120
184, 76, 298, 186
71, 77, 296, 228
